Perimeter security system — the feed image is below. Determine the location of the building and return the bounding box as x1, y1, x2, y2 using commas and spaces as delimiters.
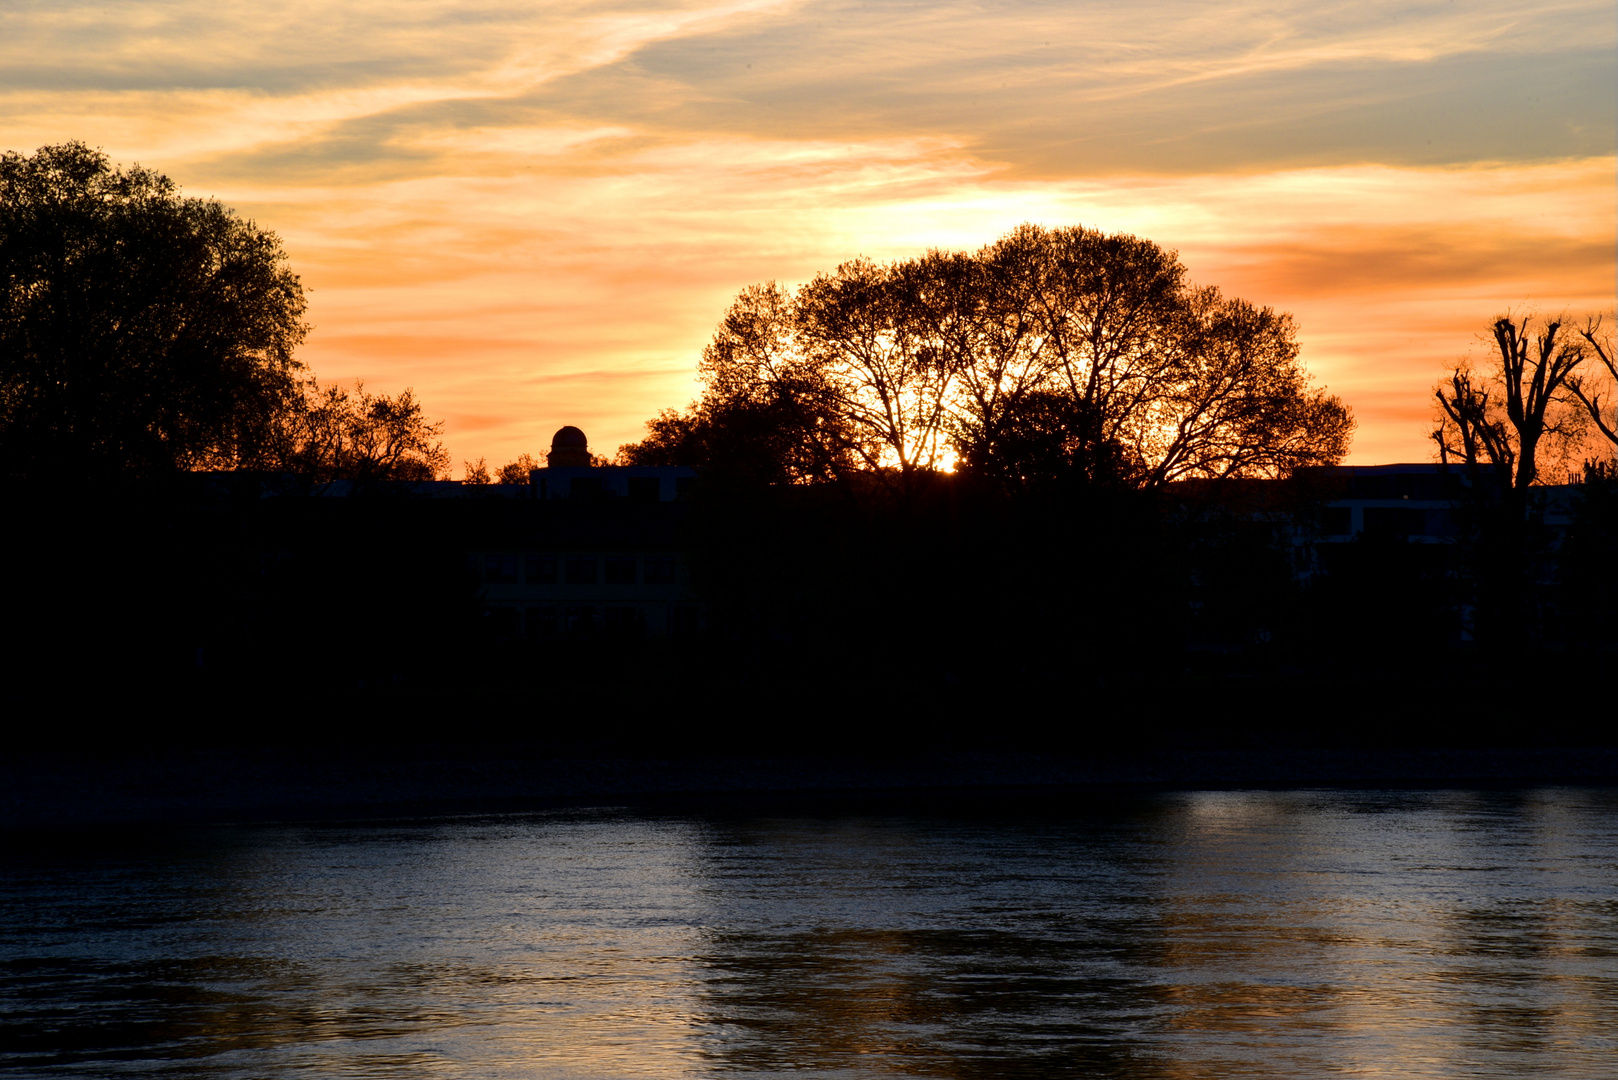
1285, 463, 1580, 642
1294, 462, 1578, 561
467, 426, 701, 640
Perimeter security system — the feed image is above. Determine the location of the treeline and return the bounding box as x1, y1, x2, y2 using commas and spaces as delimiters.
620, 223, 1352, 491
609, 224, 1611, 671
7, 462, 1610, 749
1432, 314, 1618, 648
4, 142, 1614, 748
0, 143, 448, 488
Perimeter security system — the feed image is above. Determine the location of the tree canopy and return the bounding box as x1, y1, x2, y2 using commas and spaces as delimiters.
275, 379, 449, 486
622, 224, 1353, 491
1, 142, 310, 483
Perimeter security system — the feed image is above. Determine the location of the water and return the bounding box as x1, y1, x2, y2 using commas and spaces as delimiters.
3, 788, 1615, 1078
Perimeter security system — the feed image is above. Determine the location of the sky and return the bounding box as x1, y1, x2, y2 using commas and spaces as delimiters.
1, 0, 1613, 469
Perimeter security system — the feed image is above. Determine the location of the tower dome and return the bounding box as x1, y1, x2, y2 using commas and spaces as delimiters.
548, 426, 592, 467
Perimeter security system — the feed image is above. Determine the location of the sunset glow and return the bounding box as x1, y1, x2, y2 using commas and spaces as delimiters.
3, 0, 1612, 469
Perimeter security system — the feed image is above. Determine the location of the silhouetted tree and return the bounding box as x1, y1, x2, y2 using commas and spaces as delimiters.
619, 400, 851, 489
275, 378, 448, 484
0, 143, 307, 484
1434, 314, 1593, 509
1433, 314, 1598, 647
958, 391, 1135, 490
464, 457, 492, 484
1568, 315, 1617, 454
495, 453, 539, 484
966, 227, 1352, 489
623, 224, 1352, 494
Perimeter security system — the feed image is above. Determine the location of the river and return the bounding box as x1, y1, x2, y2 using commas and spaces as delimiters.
3, 787, 1615, 1078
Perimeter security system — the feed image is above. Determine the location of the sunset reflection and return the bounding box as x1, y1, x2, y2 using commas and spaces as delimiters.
1145, 790, 1618, 1077
3, 793, 1615, 1077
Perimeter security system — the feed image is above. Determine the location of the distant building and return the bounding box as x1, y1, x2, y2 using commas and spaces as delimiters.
529, 424, 695, 502
1170, 461, 1582, 646
467, 426, 701, 640
546, 425, 593, 468
1293, 462, 1577, 555
1284, 463, 1579, 640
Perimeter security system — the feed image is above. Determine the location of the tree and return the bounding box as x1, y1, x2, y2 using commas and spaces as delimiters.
1433, 314, 1592, 513
495, 453, 539, 484
464, 457, 492, 485
1568, 315, 1617, 454
691, 282, 861, 484
1432, 314, 1597, 647
275, 379, 449, 485
0, 142, 307, 483
623, 224, 1352, 493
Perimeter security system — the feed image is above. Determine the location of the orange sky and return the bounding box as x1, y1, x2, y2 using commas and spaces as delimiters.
2, 0, 1613, 469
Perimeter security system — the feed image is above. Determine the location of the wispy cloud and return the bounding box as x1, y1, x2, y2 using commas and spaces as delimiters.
0, 0, 1611, 466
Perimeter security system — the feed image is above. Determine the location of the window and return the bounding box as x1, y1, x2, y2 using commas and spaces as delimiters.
569, 476, 603, 499
563, 606, 597, 635
604, 606, 644, 637
1364, 507, 1427, 538
525, 606, 557, 638
644, 559, 676, 585
672, 606, 702, 635
484, 606, 518, 639
525, 556, 557, 584
476, 554, 517, 583
565, 558, 597, 584
627, 476, 660, 502
1317, 508, 1351, 536
605, 559, 636, 584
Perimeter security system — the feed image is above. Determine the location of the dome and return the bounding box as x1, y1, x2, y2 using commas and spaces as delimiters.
548, 425, 593, 468
551, 426, 588, 450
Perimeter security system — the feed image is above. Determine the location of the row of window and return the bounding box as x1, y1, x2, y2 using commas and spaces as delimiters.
1313, 507, 1458, 538
482, 604, 702, 639
472, 554, 678, 586
546, 475, 694, 501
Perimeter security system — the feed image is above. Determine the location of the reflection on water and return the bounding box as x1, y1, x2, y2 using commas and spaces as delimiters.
2, 790, 1615, 1078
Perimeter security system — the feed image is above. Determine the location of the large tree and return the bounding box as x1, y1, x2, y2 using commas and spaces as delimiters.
0, 142, 308, 483
1568, 316, 1617, 455
623, 224, 1352, 492
1433, 314, 1593, 507
1432, 313, 1601, 648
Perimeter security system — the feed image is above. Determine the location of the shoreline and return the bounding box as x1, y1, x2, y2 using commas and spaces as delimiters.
4, 745, 1616, 831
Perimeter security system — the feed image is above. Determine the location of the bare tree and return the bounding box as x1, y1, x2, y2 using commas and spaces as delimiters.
1568, 315, 1617, 454
1432, 313, 1598, 648
1433, 314, 1591, 508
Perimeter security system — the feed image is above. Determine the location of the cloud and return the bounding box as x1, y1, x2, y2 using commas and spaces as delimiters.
264, 153, 1611, 467
0, 0, 1611, 466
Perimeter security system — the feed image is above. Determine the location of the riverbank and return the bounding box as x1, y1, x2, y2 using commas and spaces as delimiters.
5, 744, 1616, 830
